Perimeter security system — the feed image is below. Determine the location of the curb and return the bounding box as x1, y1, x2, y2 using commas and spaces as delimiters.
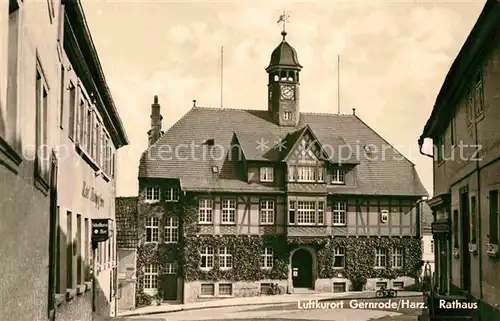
119, 293, 423, 317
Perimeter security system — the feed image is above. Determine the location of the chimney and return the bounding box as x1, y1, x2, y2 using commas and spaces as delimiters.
352, 108, 356, 116
147, 95, 163, 147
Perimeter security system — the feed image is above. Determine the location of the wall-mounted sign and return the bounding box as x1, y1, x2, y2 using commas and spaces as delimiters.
92, 218, 112, 242
82, 181, 105, 209
380, 210, 389, 223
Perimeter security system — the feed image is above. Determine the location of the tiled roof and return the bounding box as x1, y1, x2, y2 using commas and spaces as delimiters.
115, 197, 139, 248
139, 107, 427, 197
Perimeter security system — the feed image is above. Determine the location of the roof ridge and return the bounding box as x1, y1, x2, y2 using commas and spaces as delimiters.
301, 111, 355, 116
353, 115, 416, 167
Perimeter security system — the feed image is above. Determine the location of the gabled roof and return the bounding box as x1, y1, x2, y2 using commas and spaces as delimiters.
282, 125, 330, 163
139, 107, 427, 196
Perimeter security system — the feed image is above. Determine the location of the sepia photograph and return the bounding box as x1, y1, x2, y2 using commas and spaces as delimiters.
0, 0, 499, 320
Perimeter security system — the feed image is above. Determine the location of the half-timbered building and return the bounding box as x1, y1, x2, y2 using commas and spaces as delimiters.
134, 29, 427, 305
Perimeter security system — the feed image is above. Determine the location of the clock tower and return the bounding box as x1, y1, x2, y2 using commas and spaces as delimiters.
266, 29, 302, 127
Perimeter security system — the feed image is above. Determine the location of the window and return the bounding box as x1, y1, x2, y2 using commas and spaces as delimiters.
35, 67, 50, 185
260, 200, 275, 225
333, 283, 346, 293
331, 168, 345, 184
199, 199, 213, 223
288, 166, 295, 181
474, 73, 484, 116
332, 201, 346, 226
288, 200, 296, 224
54, 207, 61, 293
85, 107, 91, 151
284, 111, 292, 120
218, 247, 233, 269
453, 210, 459, 247
66, 211, 73, 288
68, 83, 76, 140
219, 283, 233, 296
450, 109, 456, 146
471, 196, 477, 243
59, 65, 65, 128
435, 134, 443, 163
318, 201, 324, 224
297, 201, 316, 224
164, 216, 178, 243
375, 248, 387, 268
430, 240, 434, 253
165, 187, 180, 202
200, 246, 214, 269
78, 98, 84, 144
221, 199, 236, 224
260, 167, 274, 182
376, 282, 387, 289
145, 217, 159, 243
92, 113, 98, 159
297, 166, 316, 182
260, 247, 273, 269
201, 284, 214, 296
1, 0, 21, 156
317, 167, 324, 182
84, 218, 91, 281
76, 215, 82, 284
144, 264, 158, 291
392, 247, 403, 268
145, 187, 160, 202
489, 190, 499, 244
164, 263, 177, 274
393, 281, 404, 290
333, 247, 345, 268
466, 89, 473, 125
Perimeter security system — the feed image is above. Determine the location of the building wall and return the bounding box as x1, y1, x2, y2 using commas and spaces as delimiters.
54, 45, 118, 319
0, 1, 61, 320
430, 28, 500, 319
117, 248, 137, 312
421, 234, 435, 276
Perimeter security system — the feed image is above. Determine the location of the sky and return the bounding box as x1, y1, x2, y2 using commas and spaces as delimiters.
80, 0, 485, 197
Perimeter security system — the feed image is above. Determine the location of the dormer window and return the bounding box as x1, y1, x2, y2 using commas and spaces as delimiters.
145, 187, 160, 202
165, 187, 180, 202
284, 111, 292, 120
331, 168, 345, 184
260, 167, 274, 182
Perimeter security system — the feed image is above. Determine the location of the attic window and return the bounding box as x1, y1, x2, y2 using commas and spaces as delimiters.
364, 145, 374, 155
212, 166, 219, 173
206, 139, 215, 146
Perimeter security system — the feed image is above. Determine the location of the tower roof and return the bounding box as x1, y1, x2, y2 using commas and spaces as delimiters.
266, 31, 302, 71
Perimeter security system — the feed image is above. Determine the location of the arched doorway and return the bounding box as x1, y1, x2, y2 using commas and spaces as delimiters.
291, 248, 313, 288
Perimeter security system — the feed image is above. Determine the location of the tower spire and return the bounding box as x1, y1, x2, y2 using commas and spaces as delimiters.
277, 10, 290, 41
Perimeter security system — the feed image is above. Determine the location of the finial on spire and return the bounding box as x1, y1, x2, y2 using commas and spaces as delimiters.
277, 9, 290, 40
154, 95, 158, 104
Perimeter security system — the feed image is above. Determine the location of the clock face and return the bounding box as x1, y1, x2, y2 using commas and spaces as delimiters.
281, 85, 294, 100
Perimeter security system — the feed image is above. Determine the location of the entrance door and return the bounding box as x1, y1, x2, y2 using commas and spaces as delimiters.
460, 190, 471, 292
292, 249, 313, 288
161, 263, 178, 300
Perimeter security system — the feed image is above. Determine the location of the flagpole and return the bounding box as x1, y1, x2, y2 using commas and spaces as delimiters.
221, 46, 224, 109
337, 54, 340, 114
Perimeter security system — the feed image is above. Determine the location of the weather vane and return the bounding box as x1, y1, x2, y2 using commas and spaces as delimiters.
277, 9, 290, 35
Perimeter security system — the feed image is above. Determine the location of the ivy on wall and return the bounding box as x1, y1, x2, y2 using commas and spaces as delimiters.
133, 189, 422, 307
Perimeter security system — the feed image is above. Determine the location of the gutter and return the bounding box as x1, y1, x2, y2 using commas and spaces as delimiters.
418, 138, 433, 159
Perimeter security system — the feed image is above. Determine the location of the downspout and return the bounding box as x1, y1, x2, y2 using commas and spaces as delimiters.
473, 104, 483, 310
418, 137, 434, 159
